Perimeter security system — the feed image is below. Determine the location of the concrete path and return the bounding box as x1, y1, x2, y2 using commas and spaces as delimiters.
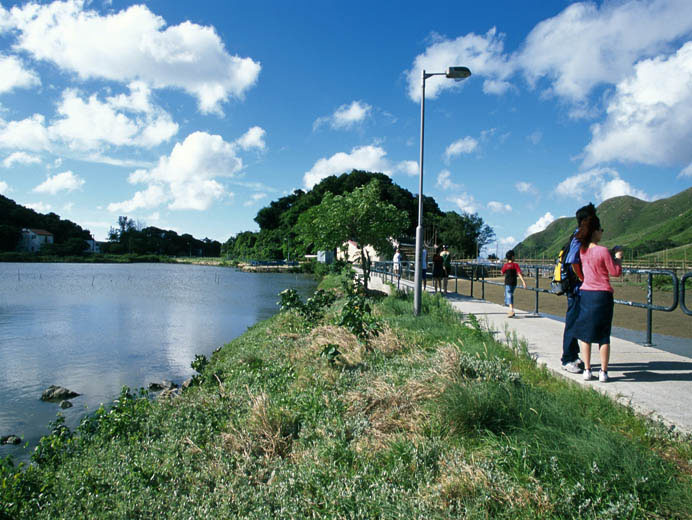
367, 273, 692, 433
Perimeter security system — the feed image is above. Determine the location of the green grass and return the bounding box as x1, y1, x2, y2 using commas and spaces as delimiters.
2, 285, 691, 519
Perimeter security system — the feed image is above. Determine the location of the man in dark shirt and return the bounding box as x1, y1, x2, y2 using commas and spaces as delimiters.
561, 203, 597, 373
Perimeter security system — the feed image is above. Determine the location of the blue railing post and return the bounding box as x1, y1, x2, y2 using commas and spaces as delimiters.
645, 273, 654, 346
534, 265, 540, 315
455, 263, 458, 294
470, 265, 474, 298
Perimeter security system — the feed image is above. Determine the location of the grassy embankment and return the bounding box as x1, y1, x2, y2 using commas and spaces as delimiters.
2, 272, 691, 519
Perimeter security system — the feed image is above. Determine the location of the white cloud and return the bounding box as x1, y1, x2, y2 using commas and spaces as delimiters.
527, 130, 542, 145
680, 163, 692, 178
519, 0, 692, 106
62, 202, 74, 212
243, 192, 267, 207
3, 151, 41, 168
499, 236, 517, 246
515, 181, 537, 194
436, 169, 459, 190
4, 1, 261, 113
396, 160, 418, 176
406, 28, 514, 102
109, 131, 243, 212
24, 201, 52, 212
487, 201, 512, 213
314, 100, 372, 131
0, 114, 51, 151
0, 54, 40, 93
303, 145, 391, 189
236, 126, 266, 151
449, 192, 478, 214
49, 84, 178, 150
526, 212, 555, 236
584, 42, 692, 169
33, 170, 85, 194
0, 180, 8, 194
332, 101, 371, 128
556, 167, 650, 202
444, 136, 478, 161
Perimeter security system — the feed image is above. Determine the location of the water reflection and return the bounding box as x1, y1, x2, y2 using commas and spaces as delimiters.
0, 263, 316, 460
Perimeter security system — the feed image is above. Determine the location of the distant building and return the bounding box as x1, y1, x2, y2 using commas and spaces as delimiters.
84, 238, 101, 253
18, 228, 54, 252
317, 250, 335, 264
336, 240, 382, 264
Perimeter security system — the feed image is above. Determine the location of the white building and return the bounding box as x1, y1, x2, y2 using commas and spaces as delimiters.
19, 228, 54, 252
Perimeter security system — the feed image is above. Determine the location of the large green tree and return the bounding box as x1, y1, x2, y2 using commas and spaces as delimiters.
433, 211, 495, 258
296, 180, 408, 289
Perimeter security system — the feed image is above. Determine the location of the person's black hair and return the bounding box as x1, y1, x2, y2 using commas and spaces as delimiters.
576, 202, 597, 225
575, 215, 601, 249
506, 249, 515, 261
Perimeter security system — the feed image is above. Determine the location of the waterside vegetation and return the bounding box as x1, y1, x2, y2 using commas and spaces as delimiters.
1, 272, 691, 518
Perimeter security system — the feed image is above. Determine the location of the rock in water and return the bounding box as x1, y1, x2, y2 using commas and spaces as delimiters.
1, 435, 21, 445
59, 400, 73, 409
148, 380, 177, 391
41, 385, 80, 401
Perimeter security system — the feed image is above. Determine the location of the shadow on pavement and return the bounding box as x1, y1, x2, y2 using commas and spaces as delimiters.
608, 361, 692, 382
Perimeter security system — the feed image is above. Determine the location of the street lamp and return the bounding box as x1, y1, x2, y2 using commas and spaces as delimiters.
414, 66, 471, 316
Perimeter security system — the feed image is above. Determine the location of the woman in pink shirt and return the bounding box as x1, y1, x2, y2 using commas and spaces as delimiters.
575, 215, 623, 382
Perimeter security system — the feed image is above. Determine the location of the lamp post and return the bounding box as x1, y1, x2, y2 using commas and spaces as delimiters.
414, 66, 471, 316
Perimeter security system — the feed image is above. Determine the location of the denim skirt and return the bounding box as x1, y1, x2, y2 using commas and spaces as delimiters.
504, 284, 516, 305
576, 290, 614, 345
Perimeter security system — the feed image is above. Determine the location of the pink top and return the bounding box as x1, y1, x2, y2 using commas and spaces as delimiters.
580, 244, 621, 293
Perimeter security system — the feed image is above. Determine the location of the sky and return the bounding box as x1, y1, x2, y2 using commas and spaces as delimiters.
1, 0, 691, 255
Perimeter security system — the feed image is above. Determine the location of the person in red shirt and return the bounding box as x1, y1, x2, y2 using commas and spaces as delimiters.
575, 215, 623, 382
501, 250, 526, 318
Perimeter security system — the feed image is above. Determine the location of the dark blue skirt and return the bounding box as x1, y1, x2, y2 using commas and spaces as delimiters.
576, 290, 614, 345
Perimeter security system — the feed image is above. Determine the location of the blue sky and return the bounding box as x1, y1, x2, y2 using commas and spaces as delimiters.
1, 0, 691, 255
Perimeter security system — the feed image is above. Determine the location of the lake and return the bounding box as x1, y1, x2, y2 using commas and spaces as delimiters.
0, 262, 317, 460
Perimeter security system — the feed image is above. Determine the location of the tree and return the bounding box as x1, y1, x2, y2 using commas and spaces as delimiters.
434, 211, 495, 259
296, 180, 408, 289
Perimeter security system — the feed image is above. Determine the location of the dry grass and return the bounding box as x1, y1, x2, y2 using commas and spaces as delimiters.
368, 324, 406, 354
432, 451, 552, 514
345, 377, 437, 452
301, 325, 366, 367
222, 391, 296, 460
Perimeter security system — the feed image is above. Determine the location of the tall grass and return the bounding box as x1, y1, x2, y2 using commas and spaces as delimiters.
2, 286, 690, 519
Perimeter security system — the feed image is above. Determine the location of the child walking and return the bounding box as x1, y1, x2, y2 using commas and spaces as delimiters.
501, 250, 526, 318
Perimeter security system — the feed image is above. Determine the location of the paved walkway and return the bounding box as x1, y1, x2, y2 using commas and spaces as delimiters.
368, 273, 692, 433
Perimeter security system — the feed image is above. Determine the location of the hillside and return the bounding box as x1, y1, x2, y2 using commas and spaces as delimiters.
514, 187, 692, 258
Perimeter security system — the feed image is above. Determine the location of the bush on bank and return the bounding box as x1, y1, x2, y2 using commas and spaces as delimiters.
1, 274, 690, 519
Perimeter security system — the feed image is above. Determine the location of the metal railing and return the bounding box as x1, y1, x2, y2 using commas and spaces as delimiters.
681, 272, 692, 317
371, 261, 690, 347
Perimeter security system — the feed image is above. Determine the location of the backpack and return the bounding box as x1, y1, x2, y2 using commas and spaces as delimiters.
550, 236, 577, 295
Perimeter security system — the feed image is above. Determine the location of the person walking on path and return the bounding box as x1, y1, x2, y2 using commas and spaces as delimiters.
501, 250, 526, 318
561, 203, 597, 374
421, 246, 428, 290
432, 246, 445, 293
441, 245, 451, 294
393, 248, 402, 275
575, 215, 623, 383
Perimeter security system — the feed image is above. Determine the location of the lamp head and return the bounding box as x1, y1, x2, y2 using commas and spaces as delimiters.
446, 66, 472, 80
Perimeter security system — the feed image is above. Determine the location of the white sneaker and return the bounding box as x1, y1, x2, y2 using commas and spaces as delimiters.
599, 370, 609, 382
583, 369, 593, 381
562, 361, 583, 374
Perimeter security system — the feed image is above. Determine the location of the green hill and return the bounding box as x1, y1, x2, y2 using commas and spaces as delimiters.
514, 187, 692, 259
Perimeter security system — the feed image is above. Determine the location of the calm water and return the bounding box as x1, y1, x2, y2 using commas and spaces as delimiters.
0, 262, 317, 460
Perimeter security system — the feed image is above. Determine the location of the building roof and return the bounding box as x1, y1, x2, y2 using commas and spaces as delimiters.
26, 228, 53, 236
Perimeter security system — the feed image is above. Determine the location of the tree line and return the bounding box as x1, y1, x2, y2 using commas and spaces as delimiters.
0, 194, 92, 255
222, 170, 495, 263
103, 217, 221, 257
